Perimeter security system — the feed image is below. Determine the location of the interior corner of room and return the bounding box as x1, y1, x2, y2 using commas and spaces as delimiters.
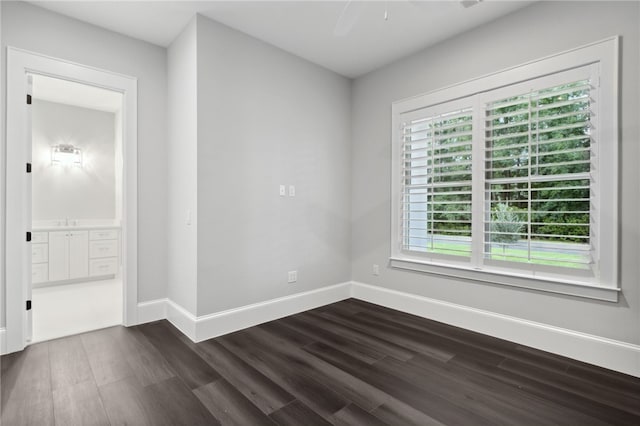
0, 0, 639, 384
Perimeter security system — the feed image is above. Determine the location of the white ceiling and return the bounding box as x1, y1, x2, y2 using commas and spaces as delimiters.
30, 1, 534, 78
32, 74, 123, 112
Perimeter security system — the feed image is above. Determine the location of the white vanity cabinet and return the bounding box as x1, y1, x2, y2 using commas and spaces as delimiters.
31, 232, 49, 284
47, 231, 67, 281
32, 227, 120, 286
49, 230, 89, 281
88, 230, 119, 277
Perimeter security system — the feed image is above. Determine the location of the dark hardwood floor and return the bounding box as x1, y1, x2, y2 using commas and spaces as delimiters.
2, 298, 640, 425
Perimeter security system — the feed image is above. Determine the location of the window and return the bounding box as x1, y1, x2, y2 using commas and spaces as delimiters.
401, 101, 473, 257
484, 74, 593, 270
391, 39, 619, 300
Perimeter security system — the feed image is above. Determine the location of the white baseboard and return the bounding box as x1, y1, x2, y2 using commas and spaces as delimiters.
351, 281, 640, 378
166, 299, 198, 340
137, 298, 197, 340
136, 282, 352, 343
135, 280, 639, 377
0, 328, 6, 354
194, 281, 351, 342
137, 298, 167, 324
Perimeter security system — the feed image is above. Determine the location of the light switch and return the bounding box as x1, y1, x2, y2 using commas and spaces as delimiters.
279, 185, 286, 196
289, 185, 296, 197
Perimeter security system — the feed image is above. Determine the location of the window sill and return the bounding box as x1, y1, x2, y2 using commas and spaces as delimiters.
389, 257, 620, 302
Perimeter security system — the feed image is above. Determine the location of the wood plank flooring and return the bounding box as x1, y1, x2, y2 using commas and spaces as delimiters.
2, 298, 639, 425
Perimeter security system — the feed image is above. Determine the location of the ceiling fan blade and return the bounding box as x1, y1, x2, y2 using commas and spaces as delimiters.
460, 0, 483, 8
333, 0, 366, 37
408, 0, 480, 10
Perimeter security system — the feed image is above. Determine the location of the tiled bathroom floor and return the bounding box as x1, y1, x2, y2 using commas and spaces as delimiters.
31, 278, 122, 342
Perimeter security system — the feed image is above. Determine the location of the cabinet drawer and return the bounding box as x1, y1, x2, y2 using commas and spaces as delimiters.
32, 244, 49, 263
32, 263, 48, 284
89, 258, 118, 276
32, 232, 48, 244
89, 240, 118, 258
90, 229, 119, 241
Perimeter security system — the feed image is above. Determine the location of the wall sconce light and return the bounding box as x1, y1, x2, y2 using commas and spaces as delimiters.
51, 144, 82, 167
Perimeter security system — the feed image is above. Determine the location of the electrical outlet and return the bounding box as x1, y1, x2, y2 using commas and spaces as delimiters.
288, 270, 297, 283
373, 264, 380, 276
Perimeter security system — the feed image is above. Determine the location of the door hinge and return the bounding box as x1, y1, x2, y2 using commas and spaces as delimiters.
26, 231, 31, 242
27, 94, 32, 105
26, 163, 32, 173
26, 300, 32, 311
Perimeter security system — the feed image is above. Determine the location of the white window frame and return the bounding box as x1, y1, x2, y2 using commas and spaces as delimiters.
390, 37, 619, 302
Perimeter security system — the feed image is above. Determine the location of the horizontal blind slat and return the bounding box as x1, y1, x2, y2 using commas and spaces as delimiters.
485, 172, 591, 185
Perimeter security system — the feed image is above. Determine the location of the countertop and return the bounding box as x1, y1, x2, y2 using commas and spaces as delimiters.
32, 223, 121, 232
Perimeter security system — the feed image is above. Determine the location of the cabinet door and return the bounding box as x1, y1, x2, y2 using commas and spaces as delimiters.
89, 240, 118, 259
69, 231, 89, 279
32, 232, 48, 244
90, 229, 119, 240
32, 263, 48, 284
48, 231, 69, 281
32, 244, 49, 263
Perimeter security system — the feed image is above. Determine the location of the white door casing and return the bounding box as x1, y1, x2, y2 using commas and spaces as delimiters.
5, 47, 138, 354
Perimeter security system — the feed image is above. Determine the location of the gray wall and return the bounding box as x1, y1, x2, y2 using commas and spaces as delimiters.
32, 100, 116, 221
195, 16, 352, 315
3, 0, 637, 350
1, 1, 169, 305
167, 18, 199, 314
351, 1, 640, 344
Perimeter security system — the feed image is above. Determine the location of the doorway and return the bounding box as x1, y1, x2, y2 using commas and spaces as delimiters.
5, 48, 138, 354
30, 74, 124, 342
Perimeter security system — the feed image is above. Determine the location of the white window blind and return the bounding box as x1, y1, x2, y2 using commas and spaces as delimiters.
391, 39, 618, 298
484, 79, 593, 269
401, 106, 473, 257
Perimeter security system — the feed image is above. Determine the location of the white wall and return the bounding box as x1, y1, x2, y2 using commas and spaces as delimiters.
0, 1, 5, 328
195, 16, 352, 316
1, 1, 168, 311
167, 18, 199, 315
32, 100, 116, 221
351, 1, 640, 344
5, 1, 636, 361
